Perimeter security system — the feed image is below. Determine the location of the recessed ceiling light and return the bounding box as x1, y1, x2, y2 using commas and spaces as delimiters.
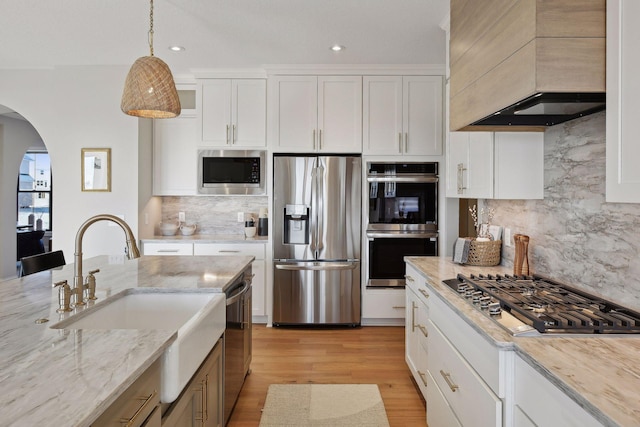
330, 45, 345, 52
169, 46, 185, 52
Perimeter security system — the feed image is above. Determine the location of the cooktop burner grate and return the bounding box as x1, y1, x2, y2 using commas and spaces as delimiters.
444, 274, 640, 334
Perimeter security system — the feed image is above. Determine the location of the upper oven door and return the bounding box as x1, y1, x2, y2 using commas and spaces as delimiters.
198, 149, 266, 195
367, 175, 438, 229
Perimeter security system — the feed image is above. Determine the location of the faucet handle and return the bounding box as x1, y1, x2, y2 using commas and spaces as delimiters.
53, 280, 72, 313
85, 269, 100, 301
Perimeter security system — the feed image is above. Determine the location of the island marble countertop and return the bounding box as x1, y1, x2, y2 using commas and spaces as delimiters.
141, 234, 269, 243
406, 256, 640, 427
0, 254, 253, 427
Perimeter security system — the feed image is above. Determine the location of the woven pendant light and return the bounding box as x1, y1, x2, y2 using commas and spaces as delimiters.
121, 0, 181, 118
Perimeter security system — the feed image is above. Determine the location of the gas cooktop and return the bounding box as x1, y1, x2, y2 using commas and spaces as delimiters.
443, 274, 640, 336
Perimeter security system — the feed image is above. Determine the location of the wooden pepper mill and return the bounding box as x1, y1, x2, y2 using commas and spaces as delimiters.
513, 234, 530, 276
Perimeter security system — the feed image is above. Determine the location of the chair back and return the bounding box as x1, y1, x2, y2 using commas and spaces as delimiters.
20, 250, 66, 276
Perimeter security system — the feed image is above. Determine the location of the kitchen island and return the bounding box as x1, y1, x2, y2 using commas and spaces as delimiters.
406, 256, 640, 427
0, 255, 253, 427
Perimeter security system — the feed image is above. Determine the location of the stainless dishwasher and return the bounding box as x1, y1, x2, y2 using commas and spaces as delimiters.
224, 268, 252, 425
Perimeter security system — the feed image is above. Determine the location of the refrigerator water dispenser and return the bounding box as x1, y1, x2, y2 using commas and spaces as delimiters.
283, 204, 309, 244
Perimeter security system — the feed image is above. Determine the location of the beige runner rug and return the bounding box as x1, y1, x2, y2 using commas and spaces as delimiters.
259, 384, 390, 427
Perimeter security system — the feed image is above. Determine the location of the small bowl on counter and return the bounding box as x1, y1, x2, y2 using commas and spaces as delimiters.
180, 223, 197, 236
159, 222, 180, 236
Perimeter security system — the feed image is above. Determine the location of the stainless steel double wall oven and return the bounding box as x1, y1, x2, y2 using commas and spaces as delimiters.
366, 162, 438, 288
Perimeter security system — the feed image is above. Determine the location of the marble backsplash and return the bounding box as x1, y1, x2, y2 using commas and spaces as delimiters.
485, 111, 640, 310
161, 196, 268, 236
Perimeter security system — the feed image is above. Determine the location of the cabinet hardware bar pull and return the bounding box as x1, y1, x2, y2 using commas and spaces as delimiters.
411, 301, 417, 332
120, 390, 157, 427
157, 249, 179, 253
398, 132, 402, 153
313, 129, 316, 150
226, 124, 230, 145
219, 250, 241, 253
203, 374, 209, 421
417, 324, 428, 337
440, 370, 459, 392
319, 129, 323, 150
392, 305, 406, 309
419, 289, 430, 298
405, 132, 408, 152
232, 124, 237, 144
418, 371, 428, 387
405, 275, 415, 283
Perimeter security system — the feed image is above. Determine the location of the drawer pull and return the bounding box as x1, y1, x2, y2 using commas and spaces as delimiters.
392, 306, 406, 309
405, 275, 415, 283
411, 301, 417, 332
120, 390, 157, 427
419, 289, 430, 298
157, 249, 179, 253
219, 250, 241, 253
440, 370, 459, 392
417, 370, 428, 387
417, 324, 428, 338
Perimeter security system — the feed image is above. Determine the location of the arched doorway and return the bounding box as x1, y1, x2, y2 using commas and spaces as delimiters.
0, 104, 50, 279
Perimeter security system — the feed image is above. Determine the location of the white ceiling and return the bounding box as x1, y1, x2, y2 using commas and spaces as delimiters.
0, 0, 449, 76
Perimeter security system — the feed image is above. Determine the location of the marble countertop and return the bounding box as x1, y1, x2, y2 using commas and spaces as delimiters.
0, 255, 253, 427
406, 256, 640, 427
141, 234, 269, 244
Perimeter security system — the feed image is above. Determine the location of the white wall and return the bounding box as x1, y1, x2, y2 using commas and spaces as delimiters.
0, 117, 46, 279
0, 66, 142, 279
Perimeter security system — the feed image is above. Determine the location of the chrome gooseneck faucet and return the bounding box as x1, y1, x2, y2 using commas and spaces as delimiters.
72, 214, 141, 305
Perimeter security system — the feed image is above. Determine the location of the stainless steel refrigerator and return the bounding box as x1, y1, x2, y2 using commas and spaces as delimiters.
273, 155, 361, 326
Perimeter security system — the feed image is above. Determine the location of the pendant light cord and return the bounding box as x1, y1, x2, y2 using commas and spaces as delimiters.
148, 0, 154, 57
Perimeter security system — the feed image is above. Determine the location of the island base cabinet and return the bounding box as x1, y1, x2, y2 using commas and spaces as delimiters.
162, 338, 223, 427
426, 369, 462, 427
427, 319, 502, 427
514, 356, 601, 427
92, 360, 161, 427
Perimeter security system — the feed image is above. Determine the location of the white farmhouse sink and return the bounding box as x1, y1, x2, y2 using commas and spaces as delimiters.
52, 290, 226, 403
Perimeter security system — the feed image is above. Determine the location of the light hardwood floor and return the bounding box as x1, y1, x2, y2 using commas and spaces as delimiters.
227, 325, 427, 427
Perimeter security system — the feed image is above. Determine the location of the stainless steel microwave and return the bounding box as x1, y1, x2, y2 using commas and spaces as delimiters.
197, 149, 266, 195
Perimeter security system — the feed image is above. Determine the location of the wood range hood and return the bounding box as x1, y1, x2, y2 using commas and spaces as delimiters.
450, 0, 606, 132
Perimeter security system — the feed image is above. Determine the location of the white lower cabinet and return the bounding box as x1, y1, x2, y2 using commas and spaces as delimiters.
426, 369, 463, 427
193, 243, 266, 318
361, 288, 405, 324
513, 355, 601, 427
142, 242, 194, 256
405, 275, 429, 397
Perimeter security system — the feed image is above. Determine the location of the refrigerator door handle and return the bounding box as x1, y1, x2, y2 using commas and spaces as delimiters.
275, 262, 358, 271
316, 160, 325, 254
310, 166, 318, 254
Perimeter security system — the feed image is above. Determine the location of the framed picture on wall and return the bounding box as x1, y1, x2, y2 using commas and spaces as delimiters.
81, 148, 111, 192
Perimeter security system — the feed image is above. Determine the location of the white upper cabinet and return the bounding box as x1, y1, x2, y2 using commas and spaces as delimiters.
447, 132, 543, 200
606, 0, 640, 203
200, 79, 266, 147
363, 76, 443, 156
153, 116, 197, 196
269, 75, 362, 152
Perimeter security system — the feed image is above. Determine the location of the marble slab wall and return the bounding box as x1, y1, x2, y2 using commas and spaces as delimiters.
161, 196, 268, 236
485, 111, 640, 309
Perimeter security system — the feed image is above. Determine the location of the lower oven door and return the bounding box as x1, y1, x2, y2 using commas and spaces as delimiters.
367, 232, 437, 287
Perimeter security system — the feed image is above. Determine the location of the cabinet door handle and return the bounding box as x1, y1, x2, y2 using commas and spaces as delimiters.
319, 129, 323, 150
404, 132, 408, 152
232, 124, 237, 144
411, 301, 417, 332
417, 370, 428, 387
405, 275, 415, 283
392, 306, 406, 309
203, 374, 209, 421
457, 163, 467, 194
120, 390, 157, 427
313, 129, 317, 150
157, 249, 179, 253
417, 324, 428, 338
440, 370, 459, 392
419, 289, 430, 299
226, 124, 230, 145
219, 250, 241, 253
398, 132, 403, 153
